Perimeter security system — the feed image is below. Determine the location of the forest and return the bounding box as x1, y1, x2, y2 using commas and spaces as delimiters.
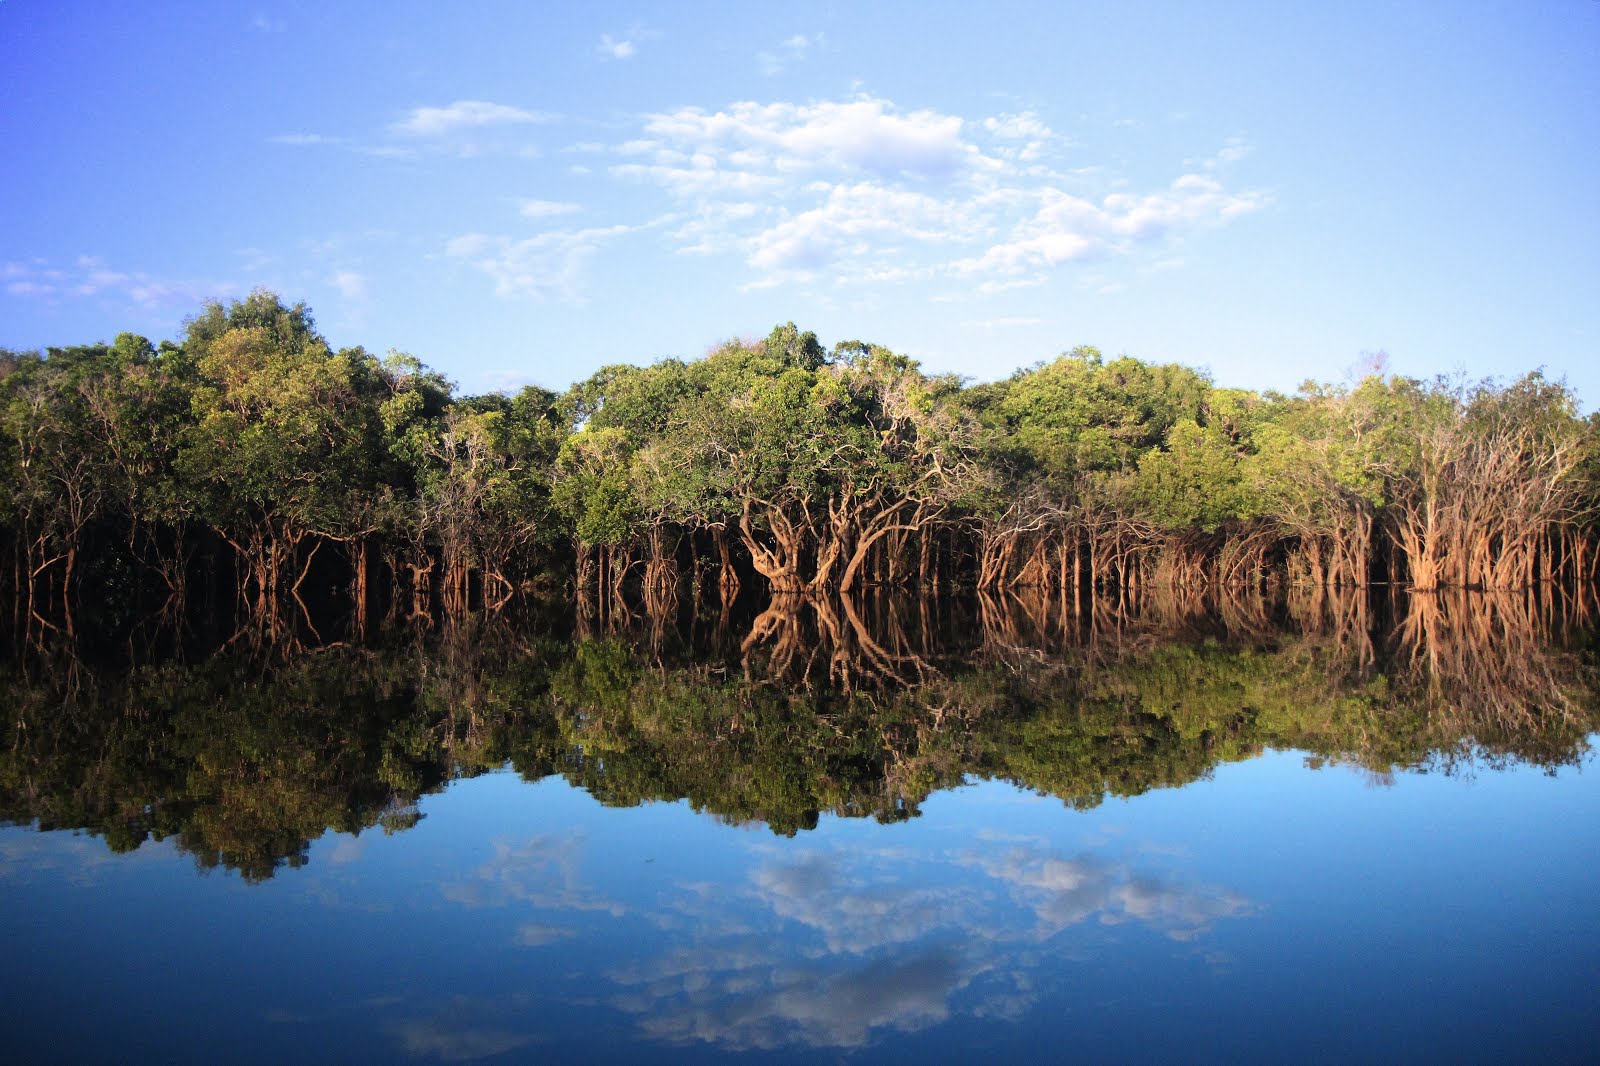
3, 290, 1598, 634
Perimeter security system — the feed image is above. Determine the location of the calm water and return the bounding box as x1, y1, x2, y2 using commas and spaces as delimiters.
3, 590, 1598, 1063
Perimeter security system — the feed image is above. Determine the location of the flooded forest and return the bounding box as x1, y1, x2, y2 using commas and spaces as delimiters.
4, 292, 1598, 878
3, 290, 1597, 636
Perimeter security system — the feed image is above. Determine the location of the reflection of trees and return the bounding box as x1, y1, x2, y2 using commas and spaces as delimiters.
2, 587, 1595, 873
0, 620, 561, 881
1385, 591, 1598, 767
740, 592, 941, 691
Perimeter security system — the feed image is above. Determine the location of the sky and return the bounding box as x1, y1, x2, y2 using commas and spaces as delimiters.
2, 1, 1597, 406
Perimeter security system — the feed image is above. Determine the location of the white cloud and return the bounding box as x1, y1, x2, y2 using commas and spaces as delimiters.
331, 270, 369, 302
639, 97, 983, 181
983, 112, 1051, 140
1195, 136, 1253, 170
445, 224, 638, 301
956, 175, 1266, 276
743, 182, 980, 279
611, 162, 784, 197
982, 111, 1056, 163
598, 34, 637, 59
389, 93, 1258, 304
592, 95, 1261, 293
270, 132, 345, 147
518, 199, 582, 219
392, 100, 555, 137
358, 144, 419, 160
3, 257, 234, 309
757, 32, 820, 76
670, 201, 762, 256
976, 276, 1048, 296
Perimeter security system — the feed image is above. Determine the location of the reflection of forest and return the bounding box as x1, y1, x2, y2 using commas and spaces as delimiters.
2, 588, 1595, 881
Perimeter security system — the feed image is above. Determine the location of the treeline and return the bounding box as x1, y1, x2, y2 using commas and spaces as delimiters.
4, 290, 1597, 628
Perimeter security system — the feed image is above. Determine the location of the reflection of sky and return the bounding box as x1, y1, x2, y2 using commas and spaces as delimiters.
963, 845, 1255, 942
592, 839, 1254, 1052
3, 749, 1599, 1063
0, 829, 177, 884
441, 832, 626, 917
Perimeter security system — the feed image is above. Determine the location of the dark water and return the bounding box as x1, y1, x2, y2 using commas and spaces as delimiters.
2, 590, 1598, 1063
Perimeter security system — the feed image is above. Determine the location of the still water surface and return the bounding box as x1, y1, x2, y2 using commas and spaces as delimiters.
3, 591, 1597, 1063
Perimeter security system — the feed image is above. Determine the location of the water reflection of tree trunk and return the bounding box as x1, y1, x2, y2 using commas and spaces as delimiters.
1218, 585, 1279, 645
1392, 590, 1590, 744
739, 592, 939, 690
837, 592, 938, 687
1287, 585, 1374, 671
741, 595, 808, 681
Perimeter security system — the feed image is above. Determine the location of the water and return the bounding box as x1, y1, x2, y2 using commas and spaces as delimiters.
2, 590, 1597, 1063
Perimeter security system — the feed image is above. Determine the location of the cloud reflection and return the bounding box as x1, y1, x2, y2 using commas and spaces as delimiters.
752, 851, 980, 954
441, 832, 623, 917
963, 846, 1256, 941
418, 831, 1253, 1054
389, 1013, 534, 1062
0, 829, 171, 885
621, 942, 972, 1051
597, 841, 1253, 1052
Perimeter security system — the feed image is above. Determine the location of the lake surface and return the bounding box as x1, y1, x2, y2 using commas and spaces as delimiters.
3, 589, 1598, 1063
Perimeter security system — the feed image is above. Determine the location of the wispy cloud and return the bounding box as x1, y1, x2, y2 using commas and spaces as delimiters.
1194, 136, 1253, 171
392, 100, 556, 137
331, 270, 369, 302
747, 182, 978, 275
599, 94, 1261, 293
758, 32, 821, 76
3, 256, 234, 309
276, 101, 558, 160
389, 91, 1260, 306
518, 199, 583, 220
597, 33, 637, 60
445, 223, 639, 301
270, 132, 345, 147
954, 175, 1265, 276
631, 97, 985, 182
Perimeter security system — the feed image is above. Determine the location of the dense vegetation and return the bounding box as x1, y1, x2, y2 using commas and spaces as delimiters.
4, 291, 1597, 632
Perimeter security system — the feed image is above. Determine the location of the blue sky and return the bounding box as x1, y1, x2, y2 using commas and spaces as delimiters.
3, 1, 1597, 405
